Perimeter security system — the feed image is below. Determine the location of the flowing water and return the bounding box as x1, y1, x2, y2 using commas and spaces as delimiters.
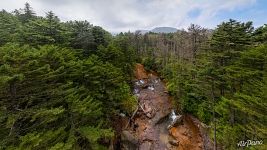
119, 64, 212, 150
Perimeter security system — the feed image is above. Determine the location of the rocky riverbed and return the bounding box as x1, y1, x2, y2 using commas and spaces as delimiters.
119, 64, 212, 150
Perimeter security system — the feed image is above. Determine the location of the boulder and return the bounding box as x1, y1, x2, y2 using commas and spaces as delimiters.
143, 104, 152, 114
142, 103, 155, 119
152, 112, 170, 125
139, 141, 152, 150
169, 140, 179, 146
121, 130, 138, 150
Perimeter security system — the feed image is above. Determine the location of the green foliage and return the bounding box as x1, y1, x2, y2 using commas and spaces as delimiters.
134, 19, 267, 149
92, 26, 111, 49
111, 33, 138, 79
253, 24, 267, 44
142, 48, 157, 71
0, 43, 133, 149
1, 3, 266, 149
15, 2, 36, 23
0, 11, 21, 45
21, 13, 69, 46
65, 20, 95, 51
207, 22, 266, 148
214, 44, 267, 148
0, 3, 136, 150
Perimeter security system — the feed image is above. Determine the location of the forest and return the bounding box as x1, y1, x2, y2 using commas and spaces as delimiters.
0, 3, 266, 150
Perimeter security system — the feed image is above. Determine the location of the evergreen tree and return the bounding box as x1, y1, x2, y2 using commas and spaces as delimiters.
0, 44, 134, 149
253, 24, 267, 44
91, 26, 111, 50
0, 10, 21, 45
16, 3, 36, 23
21, 12, 69, 46
214, 44, 267, 149
65, 20, 95, 53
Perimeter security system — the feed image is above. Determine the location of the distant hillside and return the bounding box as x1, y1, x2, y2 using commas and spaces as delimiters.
151, 27, 178, 33
136, 27, 178, 34
136, 30, 150, 34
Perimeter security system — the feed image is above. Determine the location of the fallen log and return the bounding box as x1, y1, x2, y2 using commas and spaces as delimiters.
124, 107, 139, 129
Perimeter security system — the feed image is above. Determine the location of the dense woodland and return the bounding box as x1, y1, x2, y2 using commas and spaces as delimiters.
0, 3, 266, 150
132, 22, 267, 149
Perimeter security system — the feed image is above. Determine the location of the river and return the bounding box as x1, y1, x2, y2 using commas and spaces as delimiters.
119, 64, 212, 150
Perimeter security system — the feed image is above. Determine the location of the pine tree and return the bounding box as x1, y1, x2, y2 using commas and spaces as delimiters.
91, 26, 111, 50
16, 3, 36, 23
65, 20, 95, 53
21, 12, 69, 46
0, 10, 21, 45
0, 44, 121, 149
253, 24, 267, 44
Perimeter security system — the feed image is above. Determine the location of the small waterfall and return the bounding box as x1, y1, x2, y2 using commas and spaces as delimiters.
134, 89, 140, 97
134, 80, 143, 97
154, 78, 160, 84
135, 79, 145, 86
133, 88, 139, 94
170, 109, 178, 122
148, 85, 154, 91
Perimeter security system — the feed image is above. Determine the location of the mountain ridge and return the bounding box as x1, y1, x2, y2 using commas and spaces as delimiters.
137, 27, 178, 34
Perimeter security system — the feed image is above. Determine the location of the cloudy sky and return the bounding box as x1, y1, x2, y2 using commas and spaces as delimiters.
1, 0, 267, 32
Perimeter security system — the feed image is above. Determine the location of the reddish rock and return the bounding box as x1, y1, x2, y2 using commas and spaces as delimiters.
134, 63, 148, 80
119, 64, 206, 150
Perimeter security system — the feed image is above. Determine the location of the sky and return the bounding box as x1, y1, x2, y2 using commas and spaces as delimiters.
1, 0, 267, 32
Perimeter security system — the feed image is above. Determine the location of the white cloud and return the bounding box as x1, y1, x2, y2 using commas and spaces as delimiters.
0, 0, 257, 32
